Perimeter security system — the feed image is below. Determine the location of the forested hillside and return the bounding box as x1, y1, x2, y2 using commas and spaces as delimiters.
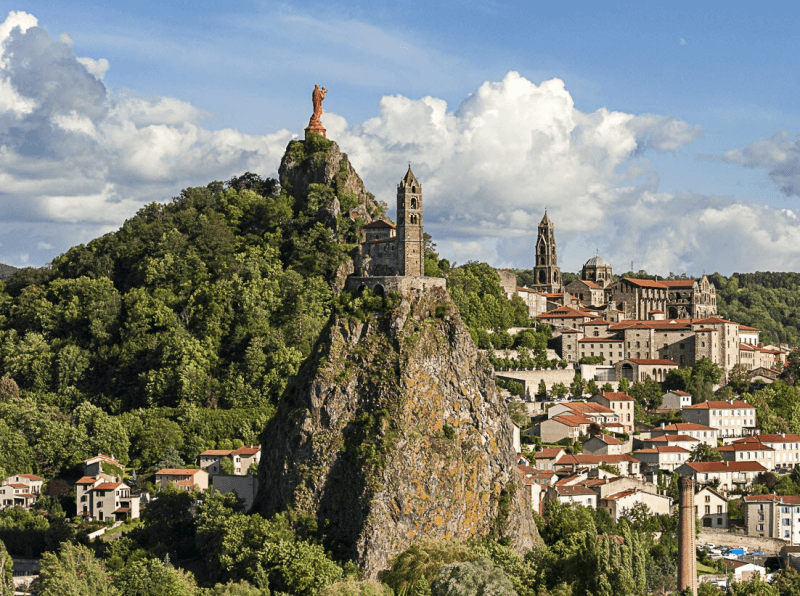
711, 272, 800, 345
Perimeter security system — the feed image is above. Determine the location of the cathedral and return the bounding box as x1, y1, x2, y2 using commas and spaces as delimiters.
528, 211, 562, 293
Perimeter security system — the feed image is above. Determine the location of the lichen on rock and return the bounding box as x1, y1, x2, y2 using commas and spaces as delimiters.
256, 289, 540, 577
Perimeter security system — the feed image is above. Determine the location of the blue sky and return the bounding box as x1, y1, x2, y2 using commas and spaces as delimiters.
2, 2, 800, 275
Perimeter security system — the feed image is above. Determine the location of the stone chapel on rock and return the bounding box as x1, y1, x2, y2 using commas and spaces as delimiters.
346, 166, 446, 294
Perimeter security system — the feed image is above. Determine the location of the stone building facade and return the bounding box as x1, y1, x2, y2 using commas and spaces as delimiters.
664, 277, 717, 319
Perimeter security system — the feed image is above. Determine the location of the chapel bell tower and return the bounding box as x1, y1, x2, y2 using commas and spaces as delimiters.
397, 166, 424, 276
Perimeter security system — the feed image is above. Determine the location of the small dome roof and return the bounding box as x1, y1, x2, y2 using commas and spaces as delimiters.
584, 256, 611, 267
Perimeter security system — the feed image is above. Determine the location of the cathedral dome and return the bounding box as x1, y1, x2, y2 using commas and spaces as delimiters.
584, 256, 610, 267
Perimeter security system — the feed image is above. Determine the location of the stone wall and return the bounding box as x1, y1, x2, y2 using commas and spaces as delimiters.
496, 369, 576, 395
496, 270, 517, 298
345, 275, 447, 295
699, 528, 788, 555
212, 474, 259, 511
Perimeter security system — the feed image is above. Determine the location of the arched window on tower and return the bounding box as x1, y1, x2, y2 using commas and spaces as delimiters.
412, 185, 416, 193
410, 198, 417, 209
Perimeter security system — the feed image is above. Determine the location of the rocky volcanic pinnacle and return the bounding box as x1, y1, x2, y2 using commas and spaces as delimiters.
256, 289, 540, 576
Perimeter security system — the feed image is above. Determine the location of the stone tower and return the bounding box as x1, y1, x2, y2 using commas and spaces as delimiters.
678, 476, 697, 595
532, 211, 562, 293
396, 166, 424, 277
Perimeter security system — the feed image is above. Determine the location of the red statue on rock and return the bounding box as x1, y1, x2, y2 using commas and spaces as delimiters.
306, 84, 327, 139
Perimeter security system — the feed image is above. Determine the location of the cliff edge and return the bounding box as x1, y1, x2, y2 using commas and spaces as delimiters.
256, 289, 539, 576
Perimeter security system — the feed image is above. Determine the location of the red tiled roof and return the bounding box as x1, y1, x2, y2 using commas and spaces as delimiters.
683, 461, 767, 473
363, 220, 395, 229
692, 317, 738, 325
582, 320, 611, 326
683, 400, 755, 410
621, 278, 667, 289
200, 450, 232, 456
156, 468, 204, 476
743, 494, 800, 504
550, 414, 593, 427
661, 280, 697, 288
93, 482, 123, 491
734, 433, 800, 444
562, 402, 615, 415
611, 320, 692, 330
113, 507, 131, 514
8, 483, 27, 489
634, 446, 690, 454
535, 448, 564, 459
555, 486, 597, 496
18, 474, 44, 481
601, 391, 635, 402
231, 446, 260, 456
740, 343, 758, 351
84, 453, 119, 465
719, 443, 773, 452
76, 476, 98, 485
739, 325, 759, 331
559, 454, 637, 465
649, 309, 664, 314
602, 488, 640, 501
645, 434, 698, 443
669, 390, 691, 396
659, 423, 717, 432
590, 434, 622, 445
626, 358, 679, 365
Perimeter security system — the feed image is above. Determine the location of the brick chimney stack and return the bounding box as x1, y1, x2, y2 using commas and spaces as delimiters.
678, 476, 697, 595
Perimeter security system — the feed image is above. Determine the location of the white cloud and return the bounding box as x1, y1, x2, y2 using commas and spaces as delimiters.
0, 11, 795, 276
0, 11, 292, 263
717, 131, 800, 197
36, 241, 53, 250
680, 38, 688, 46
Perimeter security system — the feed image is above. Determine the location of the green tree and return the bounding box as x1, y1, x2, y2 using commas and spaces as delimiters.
319, 578, 392, 596
207, 580, 264, 596
0, 539, 12, 596
113, 557, 197, 596
156, 445, 185, 471
689, 444, 723, 462
431, 558, 517, 596
618, 377, 630, 393
537, 380, 547, 400
569, 375, 586, 398
219, 456, 236, 475
382, 540, 477, 596
551, 383, 568, 399
37, 543, 118, 596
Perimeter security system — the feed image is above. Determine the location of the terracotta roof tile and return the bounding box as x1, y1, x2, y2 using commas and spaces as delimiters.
683, 400, 755, 410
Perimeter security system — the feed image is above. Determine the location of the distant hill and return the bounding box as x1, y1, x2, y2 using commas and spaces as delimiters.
0, 263, 18, 280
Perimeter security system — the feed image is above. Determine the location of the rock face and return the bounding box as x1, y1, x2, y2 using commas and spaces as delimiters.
256, 289, 540, 577
279, 137, 374, 219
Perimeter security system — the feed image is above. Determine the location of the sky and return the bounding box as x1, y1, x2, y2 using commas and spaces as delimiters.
2, 2, 800, 276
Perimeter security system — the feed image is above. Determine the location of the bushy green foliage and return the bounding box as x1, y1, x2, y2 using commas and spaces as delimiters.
0, 539, 11, 596
431, 557, 517, 596
319, 578, 393, 596
0, 172, 352, 413
114, 557, 198, 595
447, 263, 529, 336
37, 542, 118, 596
382, 540, 477, 596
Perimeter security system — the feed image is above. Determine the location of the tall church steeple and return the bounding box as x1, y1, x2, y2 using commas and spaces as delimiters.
396, 165, 424, 276
532, 210, 562, 293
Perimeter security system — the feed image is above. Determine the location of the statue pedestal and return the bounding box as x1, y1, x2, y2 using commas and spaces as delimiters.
305, 118, 326, 139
